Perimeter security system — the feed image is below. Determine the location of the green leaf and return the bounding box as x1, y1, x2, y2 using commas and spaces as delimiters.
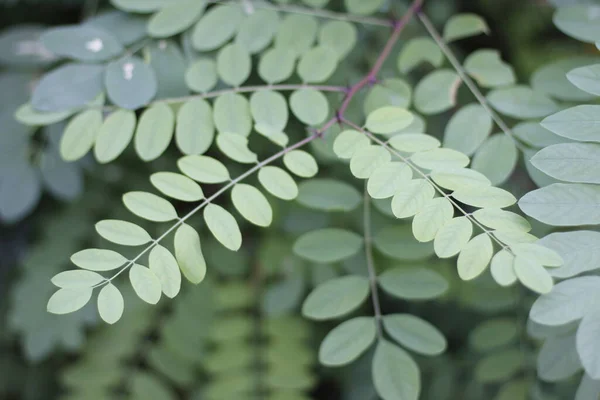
214, 93, 251, 136
511, 243, 563, 267
513, 121, 567, 149
0, 25, 56, 67
541, 105, 600, 143
363, 79, 412, 116
472, 134, 518, 185
105, 56, 157, 110
41, 25, 123, 61
514, 256, 553, 294
293, 228, 363, 263
463, 49, 515, 88
350, 145, 392, 179
258, 166, 298, 200
95, 219, 152, 246
296, 179, 361, 211
258, 47, 296, 84
216, 133, 257, 164
372, 340, 421, 400
443, 13, 489, 42
47, 288, 93, 315
149, 244, 181, 297
147, 40, 187, 99
493, 230, 538, 247
297, 45, 338, 83
519, 183, 600, 226
333, 129, 370, 159
94, 109, 136, 163
283, 150, 318, 178
453, 186, 517, 208
250, 90, 288, 136
397, 37, 443, 74
434, 216, 473, 258
412, 197, 454, 243
177, 155, 230, 183
231, 184, 273, 227
367, 162, 413, 199
71, 248, 127, 271
0, 162, 40, 223
431, 167, 491, 191
289, 88, 329, 126
110, 0, 168, 13
129, 264, 162, 304
134, 103, 174, 161
391, 179, 435, 219
216, 43, 251, 87
553, 5, 600, 43
389, 133, 440, 153
470, 318, 518, 352
51, 270, 104, 288
123, 191, 178, 222
175, 98, 214, 155
150, 172, 204, 202
383, 314, 447, 356
410, 148, 470, 170
97, 283, 124, 324
577, 312, 600, 379
274, 14, 318, 57
532, 58, 598, 102
14, 103, 73, 126
365, 106, 414, 135
147, 0, 206, 38
473, 209, 531, 232
490, 250, 517, 286
443, 104, 492, 156
318, 20, 357, 59
532, 143, 600, 184
576, 374, 600, 400
344, 0, 383, 15
302, 275, 369, 320
457, 233, 493, 280
374, 225, 435, 261
414, 70, 460, 115
475, 349, 524, 383
86, 10, 147, 45
319, 317, 376, 366
173, 224, 207, 284
185, 58, 217, 93
235, 9, 279, 54
204, 203, 242, 251
378, 267, 448, 300
487, 86, 559, 119
192, 3, 244, 51
537, 333, 582, 382
567, 64, 600, 96
60, 110, 102, 161
540, 231, 600, 279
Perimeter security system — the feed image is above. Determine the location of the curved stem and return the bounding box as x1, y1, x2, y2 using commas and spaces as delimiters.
363, 184, 384, 339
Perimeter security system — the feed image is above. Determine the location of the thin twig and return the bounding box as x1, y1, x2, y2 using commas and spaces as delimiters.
363, 184, 384, 339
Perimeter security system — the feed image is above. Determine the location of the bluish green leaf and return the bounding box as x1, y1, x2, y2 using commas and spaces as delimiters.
105, 56, 157, 110
318, 20, 357, 59
472, 209, 531, 232
41, 25, 123, 61
487, 86, 559, 119
274, 14, 318, 57
185, 58, 217, 93
372, 340, 421, 400
363, 79, 412, 116
302, 276, 370, 320
319, 317, 376, 366
383, 314, 447, 356
443, 104, 492, 156
297, 45, 338, 83
577, 312, 600, 379
553, 5, 600, 43
216, 43, 251, 87
443, 13, 489, 42
511, 243, 563, 267
531, 142, 600, 183
250, 90, 288, 136
147, 0, 206, 38
464, 49, 515, 88
192, 3, 244, 51
389, 133, 440, 153
414, 70, 460, 115
532, 58, 598, 102
258, 47, 295, 84
567, 64, 600, 96
344, 0, 383, 15
296, 179, 361, 211
472, 134, 518, 185
15, 103, 73, 126
431, 167, 491, 191
235, 9, 279, 54
539, 231, 600, 278
541, 105, 600, 143
411, 148, 470, 171
293, 228, 363, 263
397, 37, 443, 74
378, 267, 448, 300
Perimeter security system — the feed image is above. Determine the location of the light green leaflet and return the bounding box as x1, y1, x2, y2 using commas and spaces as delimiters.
60, 110, 102, 161
185, 58, 217, 93
487, 86, 559, 119
378, 267, 448, 300
472, 209, 531, 232
148, 245, 181, 298
250, 90, 288, 136
94, 109, 136, 163
293, 228, 363, 263
258, 47, 296, 84
174, 224, 207, 284
333, 129, 370, 159
283, 150, 318, 178
134, 103, 175, 161
14, 103, 73, 126
216, 133, 257, 164
177, 155, 230, 183
319, 317, 376, 367
318, 20, 357, 59
475, 349, 523, 383
111, 0, 168, 12
275, 14, 318, 57
452, 186, 517, 209
541, 105, 600, 143
433, 216, 473, 258
350, 145, 391, 179
553, 5, 600, 43
514, 256, 553, 294
412, 197, 454, 243
213, 93, 252, 137
47, 287, 92, 315
147, 0, 205, 38
493, 230, 538, 247
383, 314, 447, 356
463, 49, 516, 88
443, 13, 489, 42
192, 3, 244, 51
51, 270, 104, 288
176, 99, 214, 155
457, 233, 493, 280
216, 43, 251, 87
258, 166, 298, 200
344, 0, 383, 15
470, 318, 518, 352
235, 9, 279, 54
290, 89, 329, 126
540, 335, 579, 382
532, 143, 600, 184
123, 191, 178, 222
443, 104, 492, 156
539, 231, 600, 279
302, 275, 369, 320
150, 172, 204, 202
431, 168, 491, 191
105, 56, 157, 110
567, 64, 600, 96
511, 243, 563, 267
389, 133, 440, 153
414, 69, 461, 115
204, 203, 242, 251
296, 179, 361, 212
531, 58, 597, 102
363, 79, 412, 116
513, 121, 567, 149
472, 134, 518, 185
578, 313, 600, 379
411, 148, 470, 171
391, 179, 435, 219
490, 250, 517, 287
129, 264, 162, 304
95, 219, 152, 246
297, 45, 338, 83
97, 284, 124, 324
71, 248, 127, 271
397, 37, 443, 74
519, 183, 600, 226
365, 106, 414, 134
372, 340, 421, 400
367, 162, 413, 199
231, 184, 273, 227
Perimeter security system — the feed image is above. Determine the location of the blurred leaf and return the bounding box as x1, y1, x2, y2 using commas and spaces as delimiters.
319, 317, 376, 366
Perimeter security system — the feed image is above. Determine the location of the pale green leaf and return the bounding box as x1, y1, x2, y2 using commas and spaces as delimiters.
577, 312, 600, 379
204, 203, 242, 251
487, 86, 559, 119
475, 349, 524, 383
372, 340, 420, 400
493, 230, 538, 247
567, 64, 600, 96
111, 0, 168, 12
296, 179, 361, 211
414, 69, 460, 115
431, 167, 491, 191
185, 58, 217, 93
490, 249, 516, 286
333, 129, 370, 159
319, 317, 376, 366
216, 133, 257, 164
105, 56, 157, 109
94, 109, 136, 163
365, 106, 414, 135
531, 58, 598, 102
473, 209, 531, 232
51, 270, 105, 288
472, 134, 518, 185
318, 20, 357, 59
250, 90, 288, 136
541, 105, 600, 143
531, 143, 600, 184
537, 333, 582, 382
149, 245, 181, 298
95, 219, 152, 246
391, 179, 435, 219
192, 3, 244, 51
433, 216, 473, 258
443, 104, 492, 156
412, 197, 454, 243
293, 228, 363, 263
175, 98, 214, 155
174, 224, 207, 284
258, 47, 295, 84
513, 121, 567, 149
302, 275, 369, 320
511, 243, 563, 267
389, 133, 440, 153
453, 186, 517, 208
97, 283, 124, 324
344, 0, 383, 15
464, 49, 516, 88
397, 37, 443, 74
14, 103, 73, 127
134, 103, 175, 161
289, 88, 329, 126
553, 5, 600, 43
363, 79, 412, 116
514, 256, 553, 294
410, 148, 470, 170
150, 172, 204, 202
231, 184, 273, 227
274, 14, 318, 56
383, 314, 447, 356
258, 166, 298, 200
444, 13, 489, 42
539, 231, 600, 279
576, 374, 600, 400
60, 110, 102, 161
71, 248, 127, 271
457, 233, 493, 280
123, 191, 178, 222
350, 145, 391, 179
41, 25, 123, 62
216, 43, 251, 87
47, 288, 92, 315
282, 150, 318, 178
367, 162, 413, 199
297, 45, 338, 83
378, 267, 448, 300
235, 9, 279, 54
177, 155, 230, 183
129, 264, 162, 304
212, 93, 251, 136
147, 0, 205, 38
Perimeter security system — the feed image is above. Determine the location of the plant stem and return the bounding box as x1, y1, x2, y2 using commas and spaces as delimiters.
363, 184, 384, 339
